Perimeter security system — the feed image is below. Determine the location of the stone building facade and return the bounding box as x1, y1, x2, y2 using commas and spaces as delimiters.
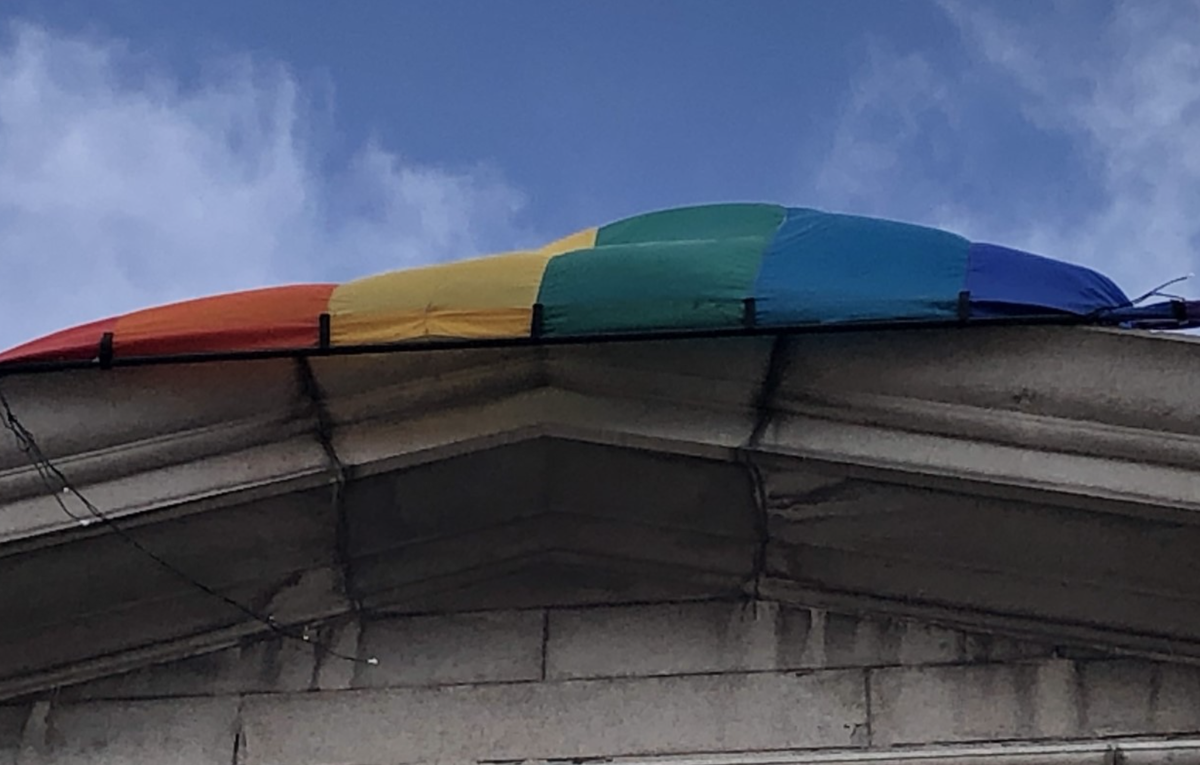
2, 327, 1199, 763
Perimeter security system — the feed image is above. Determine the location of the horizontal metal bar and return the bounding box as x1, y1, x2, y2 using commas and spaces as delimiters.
0, 312, 1118, 378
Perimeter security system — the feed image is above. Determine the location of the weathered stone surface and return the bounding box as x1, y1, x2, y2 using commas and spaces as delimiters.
1078, 660, 1200, 736
241, 670, 866, 765
546, 601, 778, 678
805, 609, 1050, 669
54, 616, 377, 702
871, 659, 1200, 746
55, 634, 317, 701
18, 697, 239, 765
871, 660, 1081, 745
312, 619, 362, 691
0, 705, 27, 765
547, 601, 1052, 680
54, 601, 1058, 705
13, 605, 1200, 763
353, 609, 544, 689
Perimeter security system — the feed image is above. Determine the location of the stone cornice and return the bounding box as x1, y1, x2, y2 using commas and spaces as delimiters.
4, 328, 1200, 543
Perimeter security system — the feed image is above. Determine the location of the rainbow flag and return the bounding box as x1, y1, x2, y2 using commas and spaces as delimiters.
1, 203, 1191, 366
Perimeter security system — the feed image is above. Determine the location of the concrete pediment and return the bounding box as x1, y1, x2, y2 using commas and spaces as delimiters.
0, 435, 761, 698
4, 327, 1200, 698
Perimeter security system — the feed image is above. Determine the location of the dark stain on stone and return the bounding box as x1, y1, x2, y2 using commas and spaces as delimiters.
351, 617, 372, 688
824, 612, 861, 667
714, 602, 733, 666
876, 617, 904, 665
1012, 388, 1035, 407
257, 635, 285, 690
1002, 665, 1035, 738
231, 726, 244, 765
0, 705, 29, 753
1148, 662, 1163, 723
963, 633, 994, 663
42, 702, 63, 752
309, 623, 335, 690
1074, 661, 1091, 735
180, 650, 228, 681
849, 721, 870, 746
955, 631, 971, 663
776, 607, 811, 668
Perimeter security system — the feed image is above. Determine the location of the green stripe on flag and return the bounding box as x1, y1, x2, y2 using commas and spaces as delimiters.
537, 236, 770, 336
595, 203, 785, 246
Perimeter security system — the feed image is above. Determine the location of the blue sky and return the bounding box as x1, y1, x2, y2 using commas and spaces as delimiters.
1, 1, 1198, 347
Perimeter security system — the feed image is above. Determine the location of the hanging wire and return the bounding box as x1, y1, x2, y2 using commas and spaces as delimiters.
0, 384, 377, 667
1131, 273, 1194, 305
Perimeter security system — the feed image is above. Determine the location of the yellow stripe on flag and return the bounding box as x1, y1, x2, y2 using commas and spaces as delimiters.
328, 228, 597, 344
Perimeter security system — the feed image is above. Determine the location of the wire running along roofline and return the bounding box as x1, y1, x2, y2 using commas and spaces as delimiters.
0, 309, 1189, 378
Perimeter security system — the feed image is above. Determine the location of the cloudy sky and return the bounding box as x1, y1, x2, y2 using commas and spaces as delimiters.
0, 0, 1197, 349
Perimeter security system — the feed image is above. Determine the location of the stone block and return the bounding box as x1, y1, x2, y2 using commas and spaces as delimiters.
18, 697, 239, 765
871, 658, 1200, 746
55, 608, 543, 701
0, 705, 26, 765
546, 601, 1053, 680
55, 634, 317, 701
816, 611, 1051, 668
353, 609, 544, 689
242, 670, 866, 764
546, 601, 777, 679
1078, 660, 1200, 736
871, 660, 1080, 745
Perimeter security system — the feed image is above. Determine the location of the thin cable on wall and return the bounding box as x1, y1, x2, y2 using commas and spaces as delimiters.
0, 385, 378, 667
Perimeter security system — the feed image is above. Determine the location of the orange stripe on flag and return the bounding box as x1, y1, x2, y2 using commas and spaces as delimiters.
112, 284, 336, 357
0, 317, 119, 364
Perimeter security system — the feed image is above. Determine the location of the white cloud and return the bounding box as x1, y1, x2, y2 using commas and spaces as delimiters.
940, 0, 1200, 295
0, 23, 528, 349
813, 47, 958, 218
813, 0, 1200, 298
